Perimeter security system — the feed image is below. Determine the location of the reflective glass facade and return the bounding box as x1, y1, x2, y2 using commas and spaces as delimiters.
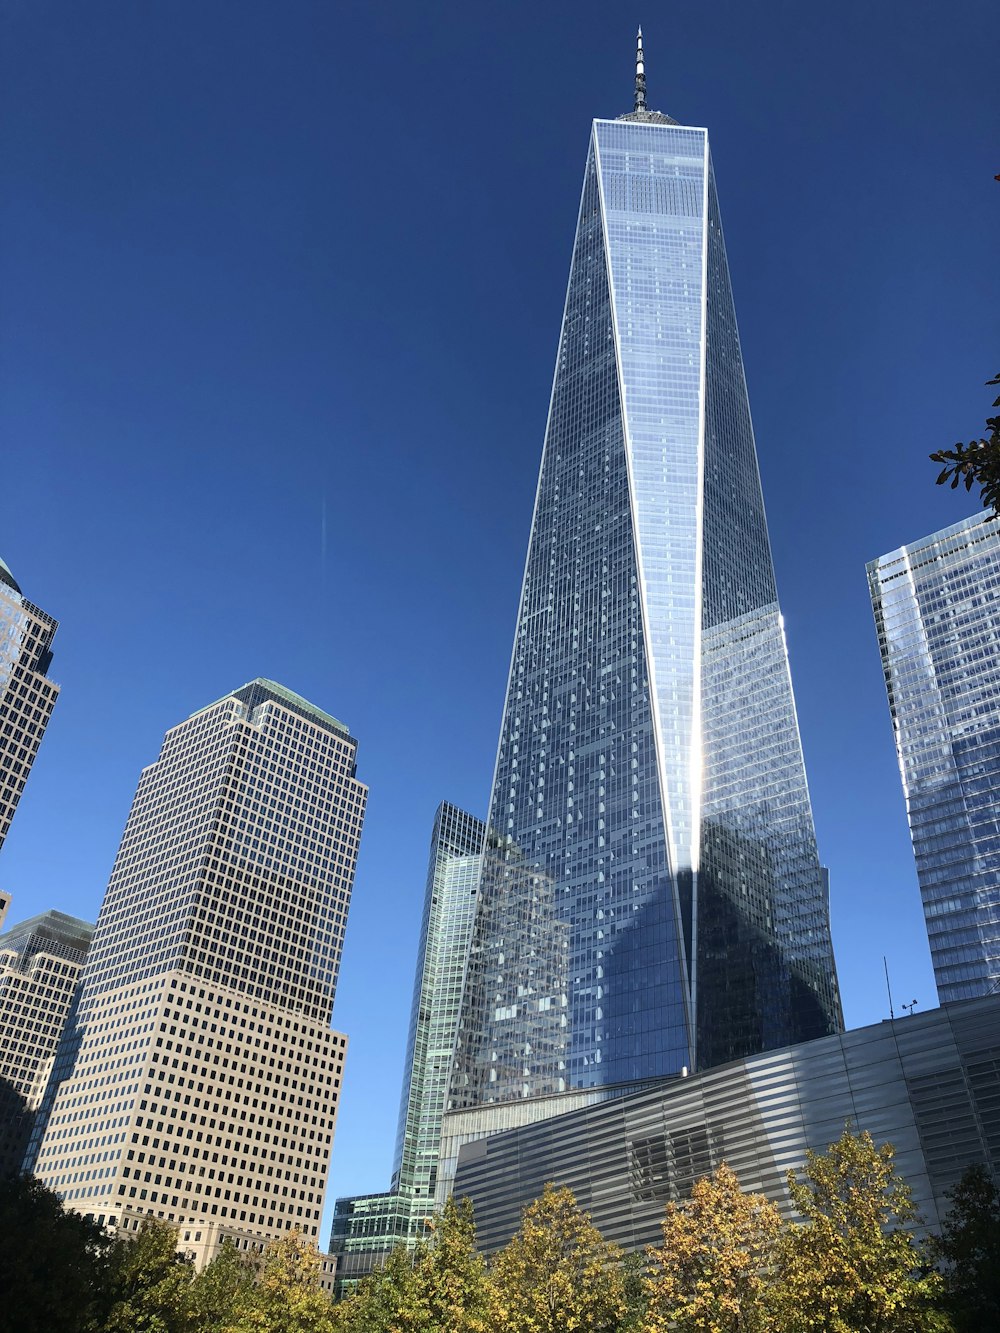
329, 803, 484, 1292
448, 109, 840, 1120
869, 514, 1000, 1002
392, 803, 485, 1201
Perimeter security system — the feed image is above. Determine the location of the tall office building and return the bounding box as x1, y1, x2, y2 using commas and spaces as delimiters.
869, 512, 1000, 1002
0, 908, 93, 1175
444, 34, 841, 1161
0, 556, 59, 852
30, 679, 366, 1267
330, 802, 484, 1291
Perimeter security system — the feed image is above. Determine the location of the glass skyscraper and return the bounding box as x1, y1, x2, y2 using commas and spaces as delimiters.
869, 512, 1000, 1003
392, 803, 486, 1202
446, 35, 841, 1136
329, 802, 484, 1291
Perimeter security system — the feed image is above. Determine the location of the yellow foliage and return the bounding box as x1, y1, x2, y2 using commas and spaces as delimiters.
487, 1182, 626, 1333
644, 1162, 781, 1333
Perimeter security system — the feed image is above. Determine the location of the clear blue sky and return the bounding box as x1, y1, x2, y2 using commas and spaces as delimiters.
1, 0, 997, 1229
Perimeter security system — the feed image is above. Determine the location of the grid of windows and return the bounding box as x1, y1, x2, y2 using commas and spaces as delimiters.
30, 680, 366, 1269
0, 911, 92, 1173
0, 560, 59, 851
869, 514, 1000, 1002
447, 107, 840, 1130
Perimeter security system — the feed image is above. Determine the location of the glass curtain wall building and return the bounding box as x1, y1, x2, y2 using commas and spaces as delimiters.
391, 803, 486, 1202
445, 35, 841, 1152
329, 802, 484, 1292
869, 513, 1000, 1002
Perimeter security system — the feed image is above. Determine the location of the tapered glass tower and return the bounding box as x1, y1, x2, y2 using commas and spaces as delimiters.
447, 35, 840, 1127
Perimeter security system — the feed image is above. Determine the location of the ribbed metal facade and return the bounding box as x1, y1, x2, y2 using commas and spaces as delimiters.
452, 995, 1000, 1254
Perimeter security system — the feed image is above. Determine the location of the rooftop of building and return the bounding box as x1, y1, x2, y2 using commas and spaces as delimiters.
0, 908, 95, 960
192, 677, 352, 739
868, 510, 1000, 571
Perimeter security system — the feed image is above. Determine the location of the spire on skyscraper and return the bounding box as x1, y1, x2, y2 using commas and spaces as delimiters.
443, 59, 843, 1149
620, 27, 676, 126
634, 26, 647, 113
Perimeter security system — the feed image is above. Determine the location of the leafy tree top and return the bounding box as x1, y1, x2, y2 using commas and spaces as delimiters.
488, 1181, 626, 1333
771, 1125, 947, 1333
930, 372, 1000, 515
933, 1163, 1000, 1333
644, 1161, 781, 1333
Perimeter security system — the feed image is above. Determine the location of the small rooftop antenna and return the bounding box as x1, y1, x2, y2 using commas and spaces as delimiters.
883, 955, 895, 1020
634, 26, 647, 114
902, 999, 919, 1017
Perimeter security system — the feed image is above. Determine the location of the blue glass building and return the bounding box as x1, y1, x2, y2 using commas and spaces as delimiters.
447, 36, 841, 1128
869, 513, 1000, 1003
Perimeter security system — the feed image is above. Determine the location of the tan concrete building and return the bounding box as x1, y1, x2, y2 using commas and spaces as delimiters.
29, 680, 366, 1268
0, 908, 93, 1174
0, 556, 60, 852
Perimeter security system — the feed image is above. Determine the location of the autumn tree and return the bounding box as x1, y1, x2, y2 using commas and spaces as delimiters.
643, 1161, 781, 1333
184, 1240, 257, 1333
769, 1125, 948, 1333
407, 1195, 490, 1331
101, 1218, 195, 1333
933, 1163, 1000, 1332
238, 1230, 336, 1333
619, 1251, 649, 1332
487, 1181, 626, 1333
331, 1243, 420, 1333
333, 1196, 488, 1333
333, 1242, 418, 1327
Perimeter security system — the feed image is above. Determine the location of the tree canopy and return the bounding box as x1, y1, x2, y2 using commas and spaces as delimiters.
332, 1196, 489, 1333
769, 1125, 948, 1333
487, 1182, 627, 1333
5, 1135, 996, 1333
933, 1164, 1000, 1333
0, 1173, 114, 1333
644, 1162, 781, 1333
930, 371, 1000, 515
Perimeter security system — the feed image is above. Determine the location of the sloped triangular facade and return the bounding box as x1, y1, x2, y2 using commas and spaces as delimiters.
450, 116, 841, 1113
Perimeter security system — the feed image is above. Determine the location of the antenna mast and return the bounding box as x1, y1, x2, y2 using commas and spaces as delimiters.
634, 26, 647, 113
